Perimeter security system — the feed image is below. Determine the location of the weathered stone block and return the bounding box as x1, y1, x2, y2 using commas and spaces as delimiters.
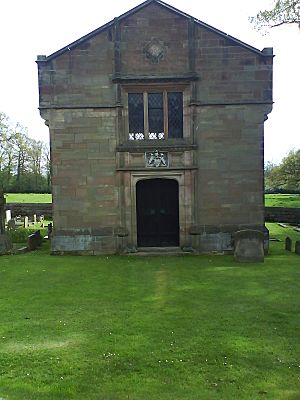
234, 230, 264, 263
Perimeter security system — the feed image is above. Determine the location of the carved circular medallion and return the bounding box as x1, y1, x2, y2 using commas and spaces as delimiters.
144, 38, 166, 64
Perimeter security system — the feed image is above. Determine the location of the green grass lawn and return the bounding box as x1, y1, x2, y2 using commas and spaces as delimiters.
5, 193, 52, 203
265, 194, 300, 208
5, 193, 300, 207
0, 224, 299, 399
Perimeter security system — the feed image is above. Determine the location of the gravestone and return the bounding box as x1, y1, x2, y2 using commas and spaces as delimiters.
295, 241, 300, 256
5, 210, 11, 223
285, 237, 292, 251
33, 214, 37, 223
24, 216, 29, 228
27, 230, 42, 251
234, 230, 264, 263
40, 214, 44, 227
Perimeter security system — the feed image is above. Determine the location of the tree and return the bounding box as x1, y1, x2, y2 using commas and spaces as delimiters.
250, 0, 300, 32
0, 111, 51, 193
265, 149, 300, 190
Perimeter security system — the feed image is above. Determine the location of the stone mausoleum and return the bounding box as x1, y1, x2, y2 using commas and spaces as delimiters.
37, 0, 273, 255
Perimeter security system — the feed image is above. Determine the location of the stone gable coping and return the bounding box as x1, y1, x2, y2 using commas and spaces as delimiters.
36, 0, 273, 64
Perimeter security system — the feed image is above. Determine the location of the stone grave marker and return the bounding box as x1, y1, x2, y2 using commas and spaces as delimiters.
24, 216, 29, 228
5, 210, 11, 223
295, 241, 300, 256
285, 237, 292, 251
33, 214, 37, 223
27, 230, 42, 251
234, 229, 264, 263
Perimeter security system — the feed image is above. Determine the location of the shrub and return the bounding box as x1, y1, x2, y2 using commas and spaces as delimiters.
6, 228, 47, 244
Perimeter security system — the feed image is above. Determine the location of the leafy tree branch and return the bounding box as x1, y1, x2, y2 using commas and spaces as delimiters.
250, 0, 300, 32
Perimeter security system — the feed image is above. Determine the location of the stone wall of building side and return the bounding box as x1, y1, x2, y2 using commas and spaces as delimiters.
193, 25, 273, 104
194, 104, 269, 230
38, 31, 115, 108
50, 109, 119, 237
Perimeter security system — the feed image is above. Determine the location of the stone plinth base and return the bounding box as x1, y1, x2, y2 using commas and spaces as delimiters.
51, 234, 117, 255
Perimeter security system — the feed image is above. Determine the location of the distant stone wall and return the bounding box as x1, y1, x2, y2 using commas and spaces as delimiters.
265, 207, 300, 224
5, 203, 299, 225
6, 203, 52, 218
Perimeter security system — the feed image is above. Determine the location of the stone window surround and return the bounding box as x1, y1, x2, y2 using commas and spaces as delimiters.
121, 83, 191, 143
126, 169, 195, 249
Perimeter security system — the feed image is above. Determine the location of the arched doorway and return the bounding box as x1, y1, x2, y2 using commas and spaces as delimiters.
136, 178, 179, 247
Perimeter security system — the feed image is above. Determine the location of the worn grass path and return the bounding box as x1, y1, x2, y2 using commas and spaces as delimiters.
0, 224, 299, 399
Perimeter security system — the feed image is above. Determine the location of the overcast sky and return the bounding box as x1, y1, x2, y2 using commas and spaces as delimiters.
0, 0, 299, 163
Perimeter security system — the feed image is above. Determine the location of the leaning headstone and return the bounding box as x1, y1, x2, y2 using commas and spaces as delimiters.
285, 237, 292, 251
295, 241, 300, 256
24, 216, 29, 228
5, 210, 11, 223
27, 230, 42, 251
234, 230, 264, 263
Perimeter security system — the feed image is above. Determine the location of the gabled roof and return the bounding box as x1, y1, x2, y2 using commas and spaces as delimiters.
37, 0, 272, 63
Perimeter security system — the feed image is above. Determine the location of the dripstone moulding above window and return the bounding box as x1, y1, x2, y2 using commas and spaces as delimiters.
112, 74, 199, 83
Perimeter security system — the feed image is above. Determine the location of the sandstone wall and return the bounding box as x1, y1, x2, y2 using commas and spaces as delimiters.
37, 1, 273, 254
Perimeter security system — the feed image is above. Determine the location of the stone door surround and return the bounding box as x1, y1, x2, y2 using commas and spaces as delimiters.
127, 170, 194, 250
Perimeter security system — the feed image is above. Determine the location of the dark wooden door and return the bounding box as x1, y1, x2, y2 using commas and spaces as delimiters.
136, 179, 179, 247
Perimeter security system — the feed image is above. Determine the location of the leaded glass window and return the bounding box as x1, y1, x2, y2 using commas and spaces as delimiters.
148, 93, 164, 135
127, 91, 183, 140
168, 92, 183, 139
128, 93, 144, 137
